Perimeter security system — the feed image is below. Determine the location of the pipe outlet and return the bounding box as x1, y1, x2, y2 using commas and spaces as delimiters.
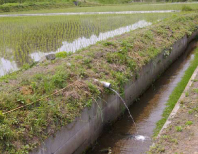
94, 79, 111, 88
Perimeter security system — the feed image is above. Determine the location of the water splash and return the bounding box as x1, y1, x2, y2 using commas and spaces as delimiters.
110, 88, 149, 141
135, 135, 146, 141
109, 88, 138, 133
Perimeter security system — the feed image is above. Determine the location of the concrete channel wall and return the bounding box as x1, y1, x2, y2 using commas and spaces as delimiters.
31, 30, 198, 154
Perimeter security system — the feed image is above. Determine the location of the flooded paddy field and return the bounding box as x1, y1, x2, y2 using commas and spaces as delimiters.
0, 13, 174, 76
86, 41, 198, 154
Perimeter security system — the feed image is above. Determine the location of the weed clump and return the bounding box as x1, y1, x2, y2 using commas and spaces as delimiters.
185, 121, 193, 125
175, 126, 183, 132
182, 5, 193, 11
56, 51, 72, 58
0, 111, 4, 122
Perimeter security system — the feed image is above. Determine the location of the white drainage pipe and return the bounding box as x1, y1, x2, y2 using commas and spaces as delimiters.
94, 79, 111, 88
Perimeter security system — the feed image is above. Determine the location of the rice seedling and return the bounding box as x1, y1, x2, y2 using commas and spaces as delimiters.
0, 13, 174, 76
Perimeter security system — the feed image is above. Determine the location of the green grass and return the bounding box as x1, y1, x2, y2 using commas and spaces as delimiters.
55, 51, 72, 58
185, 120, 193, 125
1, 2, 198, 14
88, 0, 131, 4
175, 126, 183, 132
153, 48, 198, 137
182, 5, 193, 11
0, 13, 198, 153
0, 1, 102, 13
192, 88, 198, 93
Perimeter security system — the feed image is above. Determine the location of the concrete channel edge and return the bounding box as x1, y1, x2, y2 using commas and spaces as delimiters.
157, 66, 198, 137
30, 30, 198, 154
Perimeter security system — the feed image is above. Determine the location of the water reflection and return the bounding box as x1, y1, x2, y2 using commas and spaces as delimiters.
30, 20, 151, 61
0, 13, 173, 77
0, 58, 18, 76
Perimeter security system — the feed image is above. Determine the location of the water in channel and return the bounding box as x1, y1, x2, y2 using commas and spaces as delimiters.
86, 41, 198, 154
109, 88, 146, 142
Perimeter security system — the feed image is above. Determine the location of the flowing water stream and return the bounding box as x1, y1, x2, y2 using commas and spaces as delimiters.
86, 41, 198, 154
110, 88, 146, 141
109, 88, 138, 133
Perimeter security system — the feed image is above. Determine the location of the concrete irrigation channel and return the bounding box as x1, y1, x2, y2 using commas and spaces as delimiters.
30, 28, 198, 154
86, 40, 198, 154
1, 13, 198, 154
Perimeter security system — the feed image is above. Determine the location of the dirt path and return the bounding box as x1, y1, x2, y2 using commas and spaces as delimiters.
0, 10, 179, 17
149, 67, 198, 153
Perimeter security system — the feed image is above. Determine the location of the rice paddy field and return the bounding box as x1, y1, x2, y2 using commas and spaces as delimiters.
1, 2, 198, 77
1, 0, 198, 150
0, 12, 175, 76
1, 2, 198, 14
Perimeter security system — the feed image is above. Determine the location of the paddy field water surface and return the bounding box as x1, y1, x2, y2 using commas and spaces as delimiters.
0, 13, 174, 76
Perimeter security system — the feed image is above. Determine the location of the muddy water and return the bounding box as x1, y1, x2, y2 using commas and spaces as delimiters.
86, 41, 198, 154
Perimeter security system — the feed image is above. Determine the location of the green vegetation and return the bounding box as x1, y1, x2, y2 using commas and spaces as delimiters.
175, 126, 183, 132
0, 13, 198, 153
192, 88, 198, 93
1, 2, 198, 13
0, 2, 73, 13
0, 13, 172, 75
182, 5, 193, 11
0, 0, 104, 13
148, 144, 165, 153
185, 91, 189, 96
185, 120, 193, 125
148, 135, 179, 153
0, 0, 132, 6
149, 61, 198, 153
88, 0, 131, 4
55, 51, 72, 58
153, 47, 198, 136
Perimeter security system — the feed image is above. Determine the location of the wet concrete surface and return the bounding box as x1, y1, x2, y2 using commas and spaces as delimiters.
86, 41, 198, 154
